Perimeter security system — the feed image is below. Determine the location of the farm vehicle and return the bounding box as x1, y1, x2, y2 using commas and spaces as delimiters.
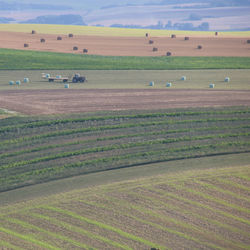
42, 73, 86, 83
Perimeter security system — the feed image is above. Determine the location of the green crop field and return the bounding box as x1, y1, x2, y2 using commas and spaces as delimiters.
1, 48, 250, 70
0, 161, 249, 249
1, 69, 250, 90
1, 24, 250, 37
0, 106, 250, 193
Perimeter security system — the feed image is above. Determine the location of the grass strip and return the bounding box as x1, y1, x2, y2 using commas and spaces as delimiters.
1, 132, 249, 171
30, 212, 132, 250
0, 226, 59, 250
41, 205, 165, 249
4, 217, 96, 250
1, 48, 250, 70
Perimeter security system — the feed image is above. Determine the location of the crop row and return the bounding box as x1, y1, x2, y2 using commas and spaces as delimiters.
1, 140, 249, 192
1, 109, 249, 132
1, 124, 249, 161
1, 116, 249, 147
0, 165, 249, 249
1, 132, 249, 172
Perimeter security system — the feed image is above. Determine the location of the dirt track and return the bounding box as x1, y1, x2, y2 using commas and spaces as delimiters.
0, 31, 250, 57
0, 89, 249, 115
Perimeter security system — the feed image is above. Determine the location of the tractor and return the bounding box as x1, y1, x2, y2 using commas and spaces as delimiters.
72, 73, 86, 83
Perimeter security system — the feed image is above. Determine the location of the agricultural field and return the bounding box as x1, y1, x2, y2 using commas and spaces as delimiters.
1, 31, 250, 57
0, 161, 249, 249
0, 24, 250, 249
1, 49, 250, 70
0, 106, 250, 193
1, 69, 250, 90
1, 24, 250, 37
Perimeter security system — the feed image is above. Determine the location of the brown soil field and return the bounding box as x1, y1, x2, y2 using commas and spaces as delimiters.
0, 31, 250, 57
0, 89, 249, 115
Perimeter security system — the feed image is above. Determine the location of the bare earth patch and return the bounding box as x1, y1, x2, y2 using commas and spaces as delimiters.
0, 31, 250, 57
0, 89, 249, 115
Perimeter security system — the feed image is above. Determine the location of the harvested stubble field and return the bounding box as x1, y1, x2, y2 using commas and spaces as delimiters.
1, 30, 250, 57
0, 107, 250, 193
0, 89, 250, 115
1, 69, 250, 91
0, 163, 249, 249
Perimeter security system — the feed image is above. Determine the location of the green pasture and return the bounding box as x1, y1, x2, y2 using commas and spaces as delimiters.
1, 49, 250, 70
0, 163, 249, 249
1, 24, 250, 37
1, 69, 250, 90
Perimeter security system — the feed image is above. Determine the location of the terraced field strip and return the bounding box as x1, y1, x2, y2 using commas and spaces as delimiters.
1, 107, 250, 192
1, 24, 250, 37
0, 165, 249, 249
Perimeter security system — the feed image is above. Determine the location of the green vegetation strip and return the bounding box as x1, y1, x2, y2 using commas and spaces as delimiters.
2, 116, 249, 146
1, 142, 249, 192
41, 205, 165, 249
1, 109, 249, 132
1, 124, 249, 160
1, 48, 250, 70
1, 132, 249, 171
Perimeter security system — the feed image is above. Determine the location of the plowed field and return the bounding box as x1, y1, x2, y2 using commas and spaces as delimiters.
0, 89, 250, 115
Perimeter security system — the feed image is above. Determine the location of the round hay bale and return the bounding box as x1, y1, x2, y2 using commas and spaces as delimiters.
224, 77, 230, 82
31, 30, 36, 34
83, 48, 88, 53
181, 76, 186, 81
57, 36, 62, 40
215, 32, 218, 36
64, 84, 69, 89
152, 47, 158, 52
166, 52, 172, 56
73, 46, 78, 51
9, 81, 14, 85
209, 83, 215, 88
149, 81, 154, 86
24, 43, 29, 48
40, 38, 45, 43
184, 37, 189, 41
247, 40, 250, 44
149, 40, 154, 44
166, 82, 172, 87
197, 45, 202, 49
145, 33, 149, 37
16, 80, 21, 85
23, 78, 29, 83
68, 33, 74, 38
171, 34, 176, 38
